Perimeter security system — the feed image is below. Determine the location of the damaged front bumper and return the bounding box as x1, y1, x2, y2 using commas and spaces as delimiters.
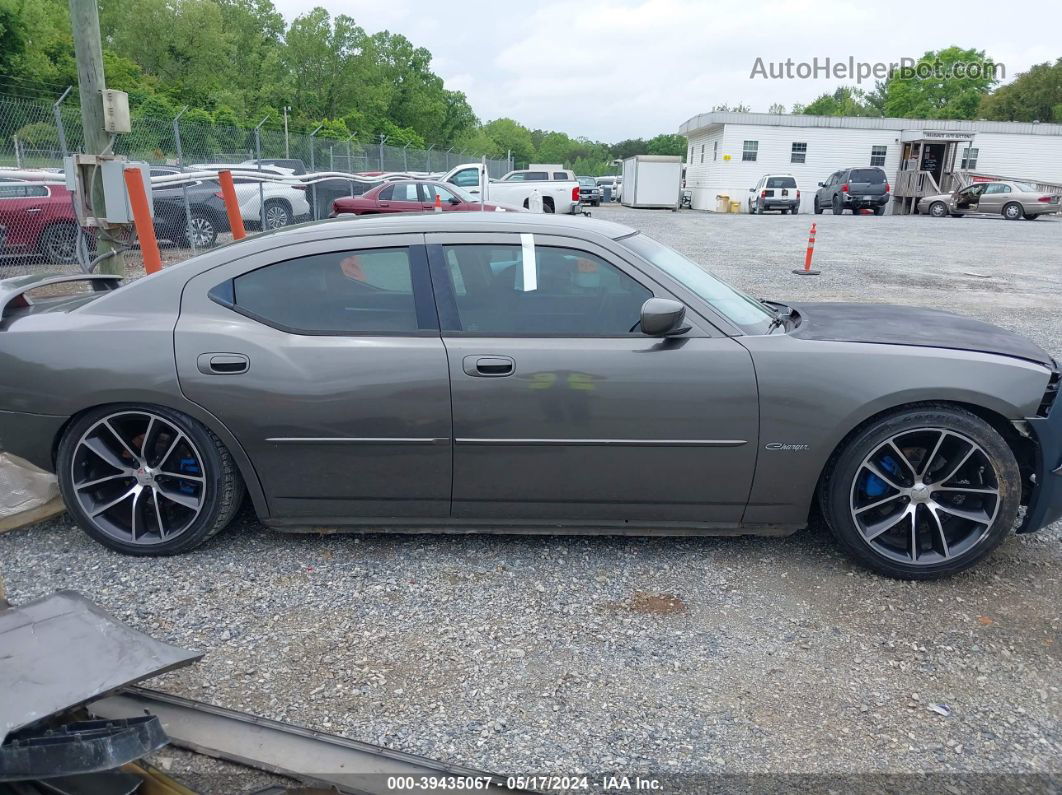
1019, 403, 1062, 533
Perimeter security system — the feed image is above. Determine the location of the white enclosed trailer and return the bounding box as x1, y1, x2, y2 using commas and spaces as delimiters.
621, 155, 682, 209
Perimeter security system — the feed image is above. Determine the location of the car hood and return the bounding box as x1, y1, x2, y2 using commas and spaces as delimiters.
787, 302, 1055, 368
918, 192, 953, 203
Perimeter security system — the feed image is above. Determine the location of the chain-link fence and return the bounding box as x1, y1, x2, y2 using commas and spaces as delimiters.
0, 92, 513, 278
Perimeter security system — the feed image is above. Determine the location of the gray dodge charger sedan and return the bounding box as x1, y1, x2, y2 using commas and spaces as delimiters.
1, 214, 1059, 579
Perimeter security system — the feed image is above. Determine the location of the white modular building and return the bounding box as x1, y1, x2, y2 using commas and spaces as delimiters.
679, 111, 1062, 214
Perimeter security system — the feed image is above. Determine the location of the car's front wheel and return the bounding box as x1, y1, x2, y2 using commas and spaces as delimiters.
821, 406, 1020, 579
57, 405, 244, 555
928, 201, 948, 218
814, 199, 823, 215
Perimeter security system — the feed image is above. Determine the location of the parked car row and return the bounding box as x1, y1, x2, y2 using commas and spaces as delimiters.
742, 167, 1061, 220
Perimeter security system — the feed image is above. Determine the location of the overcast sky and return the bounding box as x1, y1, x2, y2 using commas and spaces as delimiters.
272, 0, 1058, 142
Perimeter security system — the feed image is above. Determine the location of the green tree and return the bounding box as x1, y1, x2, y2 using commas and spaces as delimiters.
881, 46, 998, 119
800, 86, 878, 117
979, 58, 1062, 122
646, 133, 686, 156
481, 118, 535, 166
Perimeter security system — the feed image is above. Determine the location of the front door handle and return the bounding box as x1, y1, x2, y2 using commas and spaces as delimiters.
197, 353, 249, 375
463, 355, 514, 377
25, 207, 42, 214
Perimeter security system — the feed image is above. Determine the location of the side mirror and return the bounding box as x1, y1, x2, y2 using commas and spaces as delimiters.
449, 197, 461, 205
749, 188, 756, 193
639, 298, 690, 337
817, 182, 825, 187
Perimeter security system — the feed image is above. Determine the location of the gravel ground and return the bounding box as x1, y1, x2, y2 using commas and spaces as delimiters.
1, 207, 1059, 791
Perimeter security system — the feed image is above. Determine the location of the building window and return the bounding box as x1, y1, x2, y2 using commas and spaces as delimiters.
700, 143, 705, 164
713, 141, 718, 161
870, 145, 887, 167
790, 142, 807, 164
742, 140, 758, 162
688, 146, 693, 163
960, 147, 979, 169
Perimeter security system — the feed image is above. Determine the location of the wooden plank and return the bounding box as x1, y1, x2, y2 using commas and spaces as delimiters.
0, 496, 66, 534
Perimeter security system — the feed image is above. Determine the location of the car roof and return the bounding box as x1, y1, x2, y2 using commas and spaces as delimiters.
264, 211, 638, 240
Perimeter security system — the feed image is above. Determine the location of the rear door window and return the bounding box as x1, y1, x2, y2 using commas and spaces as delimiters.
231, 248, 426, 334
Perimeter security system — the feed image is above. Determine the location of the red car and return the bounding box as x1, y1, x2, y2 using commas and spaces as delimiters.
0, 180, 82, 264
330, 179, 515, 216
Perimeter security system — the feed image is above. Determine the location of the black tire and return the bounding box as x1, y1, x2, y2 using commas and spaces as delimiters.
820, 406, 1021, 580
1002, 202, 1024, 221
180, 211, 219, 248
832, 196, 843, 215
262, 199, 293, 229
929, 201, 948, 218
814, 199, 823, 215
873, 206, 885, 216
57, 404, 244, 556
748, 201, 756, 215
791, 206, 799, 215
780, 208, 789, 215
39, 222, 80, 264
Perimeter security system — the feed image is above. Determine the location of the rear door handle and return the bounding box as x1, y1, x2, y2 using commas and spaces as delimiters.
25, 208, 42, 214
462, 355, 514, 377
197, 353, 249, 375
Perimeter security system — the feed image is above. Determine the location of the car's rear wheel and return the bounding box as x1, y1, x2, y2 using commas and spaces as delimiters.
57, 405, 244, 555
832, 196, 843, 215
821, 406, 1020, 579
929, 201, 948, 218
780, 208, 789, 215
181, 212, 219, 248
39, 222, 80, 264
263, 199, 292, 229
1002, 202, 1024, 220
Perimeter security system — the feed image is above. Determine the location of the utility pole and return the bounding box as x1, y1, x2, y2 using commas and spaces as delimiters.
70, 0, 124, 275
283, 106, 290, 159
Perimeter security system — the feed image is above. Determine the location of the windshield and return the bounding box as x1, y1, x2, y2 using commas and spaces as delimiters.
620, 233, 775, 334
578, 177, 596, 188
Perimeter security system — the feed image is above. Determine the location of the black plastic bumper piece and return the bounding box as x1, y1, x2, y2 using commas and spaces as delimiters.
1019, 406, 1062, 534
0, 716, 167, 780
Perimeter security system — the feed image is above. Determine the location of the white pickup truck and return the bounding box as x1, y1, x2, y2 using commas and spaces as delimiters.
441, 163, 582, 214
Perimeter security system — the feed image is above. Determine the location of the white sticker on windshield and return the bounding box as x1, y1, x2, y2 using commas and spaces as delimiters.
520, 233, 537, 292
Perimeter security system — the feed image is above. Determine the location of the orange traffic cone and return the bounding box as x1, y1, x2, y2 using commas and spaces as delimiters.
792, 222, 820, 276
433, 194, 442, 213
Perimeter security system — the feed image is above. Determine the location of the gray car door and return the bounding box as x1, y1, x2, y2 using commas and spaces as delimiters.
174, 234, 452, 520
426, 231, 760, 525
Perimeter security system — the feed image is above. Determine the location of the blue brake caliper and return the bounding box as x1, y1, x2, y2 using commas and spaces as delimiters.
177, 457, 200, 494
865, 454, 901, 498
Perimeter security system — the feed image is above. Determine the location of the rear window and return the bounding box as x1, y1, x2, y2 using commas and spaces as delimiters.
765, 177, 797, 189
849, 168, 886, 184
